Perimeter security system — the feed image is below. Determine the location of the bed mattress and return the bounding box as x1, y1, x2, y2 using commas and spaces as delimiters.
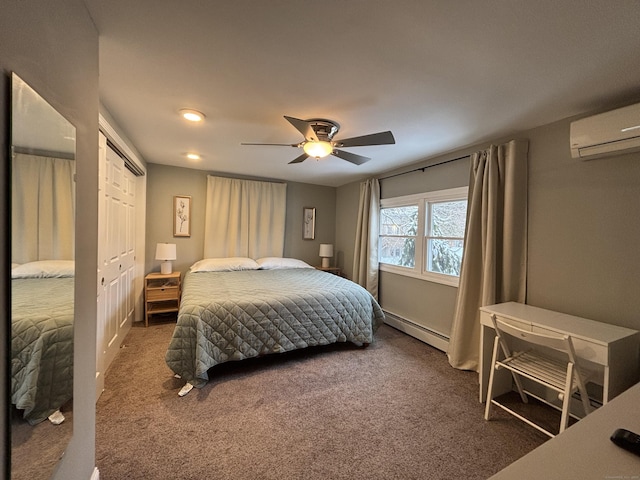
166, 268, 384, 387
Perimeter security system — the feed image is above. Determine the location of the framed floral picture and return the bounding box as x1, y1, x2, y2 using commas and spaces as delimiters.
303, 206, 315, 240
174, 195, 191, 237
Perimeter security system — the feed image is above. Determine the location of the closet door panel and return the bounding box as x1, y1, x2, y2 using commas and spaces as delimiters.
96, 132, 136, 399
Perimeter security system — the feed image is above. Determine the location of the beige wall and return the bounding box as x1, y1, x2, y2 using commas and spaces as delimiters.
526, 116, 640, 329
284, 181, 337, 264
335, 182, 361, 279
336, 109, 640, 341
0, 1, 99, 479
145, 164, 337, 275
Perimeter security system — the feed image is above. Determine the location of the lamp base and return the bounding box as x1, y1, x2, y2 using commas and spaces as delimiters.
321, 257, 330, 268
160, 261, 173, 274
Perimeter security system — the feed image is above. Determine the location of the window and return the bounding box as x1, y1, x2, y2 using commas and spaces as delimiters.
379, 205, 418, 268
426, 199, 467, 276
379, 187, 468, 286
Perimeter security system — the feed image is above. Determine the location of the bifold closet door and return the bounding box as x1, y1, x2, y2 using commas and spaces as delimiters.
96, 132, 136, 400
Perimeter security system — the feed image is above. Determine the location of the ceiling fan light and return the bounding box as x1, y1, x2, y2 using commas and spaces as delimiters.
303, 141, 333, 158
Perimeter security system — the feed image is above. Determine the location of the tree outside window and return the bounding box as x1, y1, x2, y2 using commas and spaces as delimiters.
427, 200, 467, 276
379, 205, 418, 268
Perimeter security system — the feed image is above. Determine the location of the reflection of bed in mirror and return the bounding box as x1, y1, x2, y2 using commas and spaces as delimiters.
11, 72, 77, 480
11, 261, 75, 425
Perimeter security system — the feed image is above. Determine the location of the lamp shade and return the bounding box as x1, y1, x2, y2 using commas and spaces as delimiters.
319, 244, 334, 258
155, 243, 177, 261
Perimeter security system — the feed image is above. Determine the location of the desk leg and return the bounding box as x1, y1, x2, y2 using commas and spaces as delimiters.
479, 324, 490, 403
604, 335, 640, 404
603, 366, 610, 405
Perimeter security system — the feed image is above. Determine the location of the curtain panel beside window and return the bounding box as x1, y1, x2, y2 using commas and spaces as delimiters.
203, 175, 287, 259
353, 178, 380, 300
447, 139, 529, 371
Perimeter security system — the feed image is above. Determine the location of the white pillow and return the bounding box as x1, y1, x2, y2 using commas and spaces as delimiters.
190, 257, 260, 272
11, 263, 20, 269
11, 260, 75, 278
256, 257, 313, 270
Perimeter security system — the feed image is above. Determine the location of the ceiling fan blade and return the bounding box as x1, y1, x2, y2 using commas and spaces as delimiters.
241, 143, 298, 147
288, 152, 309, 164
335, 131, 395, 148
332, 149, 370, 165
284, 116, 319, 142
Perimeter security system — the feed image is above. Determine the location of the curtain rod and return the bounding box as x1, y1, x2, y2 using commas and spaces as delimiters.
12, 146, 76, 160
379, 154, 470, 180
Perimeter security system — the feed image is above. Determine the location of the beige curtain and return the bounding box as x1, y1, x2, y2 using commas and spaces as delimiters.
12, 153, 75, 264
352, 178, 380, 299
203, 175, 287, 259
447, 139, 528, 371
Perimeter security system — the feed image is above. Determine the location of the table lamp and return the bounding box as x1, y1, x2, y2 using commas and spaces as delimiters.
156, 243, 177, 274
319, 243, 334, 268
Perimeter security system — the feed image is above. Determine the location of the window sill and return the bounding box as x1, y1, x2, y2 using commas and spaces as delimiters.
379, 263, 460, 287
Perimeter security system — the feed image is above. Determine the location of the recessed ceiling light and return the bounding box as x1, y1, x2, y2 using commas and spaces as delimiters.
179, 109, 205, 122
185, 152, 201, 161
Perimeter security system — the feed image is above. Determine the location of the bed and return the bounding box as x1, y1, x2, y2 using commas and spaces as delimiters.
165, 257, 384, 390
11, 260, 74, 425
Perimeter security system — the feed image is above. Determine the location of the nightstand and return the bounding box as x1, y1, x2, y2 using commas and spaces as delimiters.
144, 271, 181, 327
315, 266, 343, 277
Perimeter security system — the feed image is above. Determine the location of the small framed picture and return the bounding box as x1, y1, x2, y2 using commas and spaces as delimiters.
174, 195, 191, 237
303, 207, 315, 240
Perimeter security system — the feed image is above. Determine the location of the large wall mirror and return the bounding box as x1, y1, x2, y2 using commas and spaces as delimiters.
10, 73, 76, 479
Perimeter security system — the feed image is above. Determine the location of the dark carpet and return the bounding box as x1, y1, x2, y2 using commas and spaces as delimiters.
10, 400, 73, 480
95, 321, 551, 479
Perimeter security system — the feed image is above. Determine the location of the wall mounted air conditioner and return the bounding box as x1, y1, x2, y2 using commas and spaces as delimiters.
570, 102, 640, 159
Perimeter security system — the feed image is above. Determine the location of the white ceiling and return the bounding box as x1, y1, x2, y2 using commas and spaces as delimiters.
12, 73, 76, 156
84, 1, 640, 187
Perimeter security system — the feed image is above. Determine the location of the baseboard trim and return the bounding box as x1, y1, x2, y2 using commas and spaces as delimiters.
383, 310, 449, 352
90, 467, 100, 480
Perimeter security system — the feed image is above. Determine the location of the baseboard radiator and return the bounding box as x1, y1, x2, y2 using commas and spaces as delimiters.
382, 310, 449, 352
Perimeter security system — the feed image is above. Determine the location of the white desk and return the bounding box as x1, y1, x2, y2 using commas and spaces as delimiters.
490, 380, 640, 479
479, 302, 639, 405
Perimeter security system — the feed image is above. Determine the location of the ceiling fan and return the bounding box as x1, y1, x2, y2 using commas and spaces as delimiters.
241, 116, 395, 165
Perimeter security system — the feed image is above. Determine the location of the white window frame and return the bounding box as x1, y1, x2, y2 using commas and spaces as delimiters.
379, 186, 468, 287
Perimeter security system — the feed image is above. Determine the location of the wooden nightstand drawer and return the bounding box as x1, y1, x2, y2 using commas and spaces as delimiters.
147, 286, 179, 301
145, 271, 181, 326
